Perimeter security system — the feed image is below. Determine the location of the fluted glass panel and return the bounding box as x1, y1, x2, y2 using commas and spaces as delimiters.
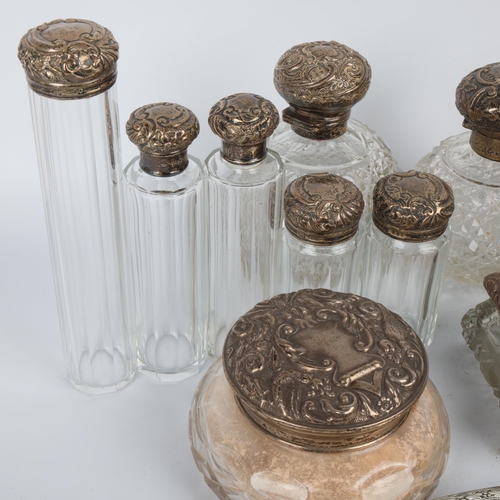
122, 156, 207, 381
29, 87, 135, 393
206, 150, 283, 359
282, 231, 363, 295
361, 223, 451, 346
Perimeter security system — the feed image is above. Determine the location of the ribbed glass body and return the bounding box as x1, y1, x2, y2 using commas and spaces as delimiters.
268, 120, 397, 205
28, 87, 135, 393
361, 222, 451, 346
281, 230, 363, 295
417, 132, 500, 285
190, 359, 450, 500
206, 150, 284, 359
122, 155, 207, 381
462, 298, 500, 400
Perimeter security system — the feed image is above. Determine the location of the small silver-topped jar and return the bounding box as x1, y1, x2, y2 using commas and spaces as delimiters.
281, 173, 365, 294
205, 93, 284, 360
122, 102, 207, 381
361, 170, 454, 346
190, 289, 450, 500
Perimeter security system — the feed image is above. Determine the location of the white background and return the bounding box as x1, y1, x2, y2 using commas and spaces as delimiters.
2, 1, 500, 498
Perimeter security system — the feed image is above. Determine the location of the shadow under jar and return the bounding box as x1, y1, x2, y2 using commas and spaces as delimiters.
190, 289, 450, 500
18, 19, 135, 393
122, 103, 207, 381
268, 40, 398, 207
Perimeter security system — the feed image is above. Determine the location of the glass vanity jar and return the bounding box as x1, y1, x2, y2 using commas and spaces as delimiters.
206, 93, 284, 360
361, 171, 454, 347
268, 40, 398, 205
18, 19, 135, 393
281, 173, 364, 294
462, 272, 500, 400
122, 103, 207, 381
190, 289, 450, 500
417, 63, 500, 285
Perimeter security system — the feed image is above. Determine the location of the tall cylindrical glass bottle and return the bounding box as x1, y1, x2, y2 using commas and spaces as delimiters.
206, 93, 284, 359
18, 19, 135, 393
282, 173, 364, 294
123, 103, 207, 381
361, 171, 455, 346
268, 41, 398, 207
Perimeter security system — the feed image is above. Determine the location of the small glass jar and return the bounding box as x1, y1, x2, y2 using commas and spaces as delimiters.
417, 63, 500, 285
281, 173, 364, 294
190, 289, 450, 500
462, 272, 500, 400
122, 103, 207, 381
18, 19, 135, 393
361, 171, 454, 347
436, 487, 500, 500
206, 93, 284, 359
268, 41, 398, 205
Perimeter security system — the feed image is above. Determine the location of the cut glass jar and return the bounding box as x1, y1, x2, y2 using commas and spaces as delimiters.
122, 103, 207, 381
417, 63, 500, 285
190, 289, 450, 500
268, 40, 398, 205
281, 173, 364, 294
462, 272, 500, 400
18, 19, 135, 393
361, 171, 454, 346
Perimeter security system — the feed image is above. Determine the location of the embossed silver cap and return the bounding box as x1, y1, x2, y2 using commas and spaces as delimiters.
372, 170, 455, 243
435, 487, 500, 500
126, 102, 199, 176
284, 173, 364, 245
223, 289, 428, 452
456, 63, 500, 161
484, 272, 500, 314
18, 19, 118, 100
208, 93, 279, 164
274, 41, 371, 140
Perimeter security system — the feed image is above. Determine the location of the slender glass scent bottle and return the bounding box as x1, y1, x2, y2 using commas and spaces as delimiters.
206, 93, 284, 359
18, 19, 135, 393
361, 171, 454, 347
123, 103, 207, 381
282, 173, 364, 294
417, 63, 500, 285
268, 40, 398, 202
462, 272, 500, 400
190, 289, 450, 500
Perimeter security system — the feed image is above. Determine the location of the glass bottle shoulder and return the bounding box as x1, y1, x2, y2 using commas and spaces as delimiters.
367, 219, 450, 254
268, 118, 395, 171
124, 155, 205, 195
417, 131, 500, 188
205, 149, 283, 187
284, 229, 358, 256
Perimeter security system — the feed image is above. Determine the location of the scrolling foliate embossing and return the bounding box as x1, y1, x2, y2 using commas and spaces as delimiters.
18, 19, 119, 99
224, 289, 427, 435
126, 103, 199, 156
456, 63, 500, 133
274, 41, 371, 108
284, 173, 364, 245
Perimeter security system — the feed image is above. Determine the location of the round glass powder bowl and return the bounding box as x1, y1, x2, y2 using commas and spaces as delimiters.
189, 288, 450, 500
